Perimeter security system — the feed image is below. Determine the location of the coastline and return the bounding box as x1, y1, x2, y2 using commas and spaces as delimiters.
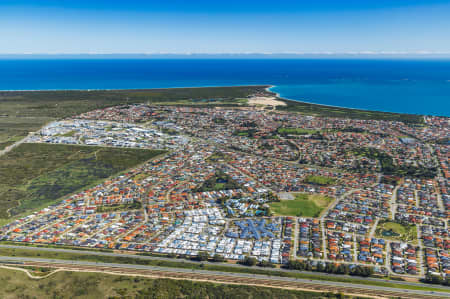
266, 85, 433, 117
0, 84, 270, 93
1, 58, 449, 117
0, 84, 443, 118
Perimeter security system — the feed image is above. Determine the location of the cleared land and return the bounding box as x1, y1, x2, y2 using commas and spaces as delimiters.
0, 267, 334, 299
375, 221, 418, 243
269, 193, 333, 217
247, 96, 287, 107
0, 143, 164, 220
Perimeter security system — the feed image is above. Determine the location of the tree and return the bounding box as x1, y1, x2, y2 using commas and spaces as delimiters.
443, 277, 450, 286
304, 261, 312, 271
239, 256, 257, 266
316, 262, 325, 272
325, 262, 337, 274
431, 274, 443, 285
284, 259, 304, 270
258, 260, 275, 268
212, 254, 225, 262
337, 264, 349, 275
196, 251, 209, 262
350, 266, 362, 276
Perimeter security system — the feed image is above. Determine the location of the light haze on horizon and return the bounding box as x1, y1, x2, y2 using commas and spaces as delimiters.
1, 0, 450, 54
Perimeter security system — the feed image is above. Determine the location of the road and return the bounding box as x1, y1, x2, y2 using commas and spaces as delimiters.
368, 218, 380, 240
0, 255, 447, 298
390, 185, 399, 220
0, 133, 31, 157
1, 244, 449, 292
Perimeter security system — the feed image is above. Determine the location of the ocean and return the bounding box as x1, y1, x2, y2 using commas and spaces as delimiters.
0, 59, 449, 116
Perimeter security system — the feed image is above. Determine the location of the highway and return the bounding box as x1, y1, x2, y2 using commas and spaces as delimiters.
1, 244, 448, 291
0, 255, 448, 298
2, 243, 448, 291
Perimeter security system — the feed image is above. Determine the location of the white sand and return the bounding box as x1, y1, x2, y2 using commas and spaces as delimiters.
247, 96, 286, 107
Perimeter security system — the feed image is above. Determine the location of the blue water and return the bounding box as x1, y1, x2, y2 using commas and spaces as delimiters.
0, 59, 449, 116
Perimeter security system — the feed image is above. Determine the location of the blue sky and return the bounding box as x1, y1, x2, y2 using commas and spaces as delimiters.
1, 0, 450, 54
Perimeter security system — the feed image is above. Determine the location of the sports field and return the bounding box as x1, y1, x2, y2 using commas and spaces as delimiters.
269, 193, 333, 217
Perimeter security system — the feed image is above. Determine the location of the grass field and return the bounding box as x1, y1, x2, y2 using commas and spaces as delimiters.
0, 143, 165, 220
0, 86, 263, 143
269, 193, 333, 217
375, 221, 418, 243
304, 175, 337, 186
0, 267, 335, 299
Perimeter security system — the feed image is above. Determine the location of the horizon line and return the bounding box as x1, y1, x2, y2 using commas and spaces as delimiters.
1, 51, 450, 56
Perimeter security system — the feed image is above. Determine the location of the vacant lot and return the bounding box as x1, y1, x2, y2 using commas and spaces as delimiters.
0, 267, 334, 299
269, 193, 333, 217
0, 143, 164, 220
375, 221, 417, 243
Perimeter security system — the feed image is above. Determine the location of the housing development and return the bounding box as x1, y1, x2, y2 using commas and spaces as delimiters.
1, 95, 449, 291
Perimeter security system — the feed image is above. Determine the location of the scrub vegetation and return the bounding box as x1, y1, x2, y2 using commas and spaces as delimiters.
0, 143, 164, 219
276, 98, 424, 124
0, 267, 344, 299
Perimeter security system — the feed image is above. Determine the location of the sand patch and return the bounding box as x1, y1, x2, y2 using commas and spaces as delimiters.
248, 96, 286, 107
